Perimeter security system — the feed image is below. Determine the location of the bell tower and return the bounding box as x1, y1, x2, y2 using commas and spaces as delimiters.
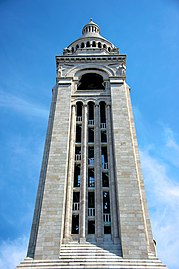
17, 20, 167, 269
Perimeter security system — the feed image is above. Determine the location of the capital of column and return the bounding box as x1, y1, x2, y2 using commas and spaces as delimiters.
106, 103, 111, 108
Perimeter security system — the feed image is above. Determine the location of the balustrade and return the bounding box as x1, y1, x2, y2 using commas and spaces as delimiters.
73, 202, 80, 211
88, 208, 95, 216
75, 154, 81, 161
102, 162, 108, 170
103, 213, 111, 223
100, 123, 106, 129
88, 158, 94, 165
88, 119, 94, 125
76, 116, 82, 122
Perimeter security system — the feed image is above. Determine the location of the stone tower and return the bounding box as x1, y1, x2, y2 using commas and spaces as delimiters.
17, 20, 167, 269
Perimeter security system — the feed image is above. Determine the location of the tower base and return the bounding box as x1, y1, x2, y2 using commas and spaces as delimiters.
17, 242, 167, 269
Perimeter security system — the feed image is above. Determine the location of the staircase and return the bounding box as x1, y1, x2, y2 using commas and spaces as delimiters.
17, 241, 168, 269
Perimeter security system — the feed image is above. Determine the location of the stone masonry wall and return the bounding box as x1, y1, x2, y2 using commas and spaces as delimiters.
110, 81, 151, 259
32, 82, 72, 260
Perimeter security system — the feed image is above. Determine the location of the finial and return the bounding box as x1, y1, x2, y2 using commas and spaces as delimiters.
90, 18, 93, 22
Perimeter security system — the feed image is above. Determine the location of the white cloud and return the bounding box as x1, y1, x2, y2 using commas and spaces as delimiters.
140, 147, 179, 269
163, 127, 179, 168
0, 90, 48, 119
0, 236, 28, 269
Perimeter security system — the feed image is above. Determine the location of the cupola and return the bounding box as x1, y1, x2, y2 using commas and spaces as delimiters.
82, 18, 100, 37
63, 19, 119, 56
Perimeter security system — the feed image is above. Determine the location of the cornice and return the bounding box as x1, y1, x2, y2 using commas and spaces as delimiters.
56, 55, 126, 65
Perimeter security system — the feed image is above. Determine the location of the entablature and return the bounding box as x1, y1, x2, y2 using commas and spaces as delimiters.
56, 55, 126, 65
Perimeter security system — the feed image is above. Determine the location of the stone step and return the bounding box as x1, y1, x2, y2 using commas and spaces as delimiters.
60, 249, 121, 254
17, 258, 168, 269
17, 243, 167, 268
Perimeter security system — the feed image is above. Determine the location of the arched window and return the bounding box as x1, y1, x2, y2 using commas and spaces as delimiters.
100, 101, 106, 124
92, 41, 96, 47
86, 41, 90, 48
76, 102, 83, 118
88, 102, 95, 122
77, 73, 105, 90
71, 47, 74, 53
76, 44, 79, 50
103, 44, 107, 49
108, 47, 111, 52
98, 42, 102, 48
81, 42, 85, 48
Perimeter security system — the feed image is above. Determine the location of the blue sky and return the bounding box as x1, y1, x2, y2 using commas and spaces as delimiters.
0, 0, 179, 268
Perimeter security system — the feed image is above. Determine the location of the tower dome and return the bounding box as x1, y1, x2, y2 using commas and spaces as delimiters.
82, 18, 100, 37
63, 19, 119, 55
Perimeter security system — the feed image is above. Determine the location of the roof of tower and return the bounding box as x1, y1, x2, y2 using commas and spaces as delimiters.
82, 18, 101, 37
63, 19, 119, 56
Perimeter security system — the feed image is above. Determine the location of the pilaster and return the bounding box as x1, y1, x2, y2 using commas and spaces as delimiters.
63, 104, 76, 242
80, 104, 88, 242
94, 104, 103, 242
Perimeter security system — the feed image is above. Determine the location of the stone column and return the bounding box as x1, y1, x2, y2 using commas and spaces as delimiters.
106, 104, 119, 242
63, 104, 76, 242
95, 104, 103, 242
80, 104, 88, 242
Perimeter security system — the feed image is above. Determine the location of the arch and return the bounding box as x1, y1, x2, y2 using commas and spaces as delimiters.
76, 101, 83, 117
98, 42, 102, 48
77, 73, 105, 90
71, 47, 74, 53
66, 64, 115, 78
81, 42, 85, 48
86, 41, 90, 48
88, 101, 95, 121
108, 47, 111, 52
103, 44, 107, 49
99, 101, 106, 123
92, 41, 96, 47
76, 44, 79, 50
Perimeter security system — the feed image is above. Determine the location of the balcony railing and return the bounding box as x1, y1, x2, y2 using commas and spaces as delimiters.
103, 213, 111, 223
100, 123, 106, 129
73, 202, 80, 211
76, 116, 82, 122
75, 154, 81, 161
102, 162, 108, 170
88, 181, 95, 187
88, 158, 94, 165
88, 119, 94, 125
88, 208, 95, 216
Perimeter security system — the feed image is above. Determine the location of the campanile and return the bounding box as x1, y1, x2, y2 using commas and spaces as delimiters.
17, 19, 167, 269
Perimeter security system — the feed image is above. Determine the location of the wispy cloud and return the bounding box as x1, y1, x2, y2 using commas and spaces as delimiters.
163, 127, 179, 168
140, 133, 179, 269
0, 236, 28, 269
0, 90, 48, 119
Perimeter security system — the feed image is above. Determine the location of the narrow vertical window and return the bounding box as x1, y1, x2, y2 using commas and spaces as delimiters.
101, 147, 108, 169
88, 220, 95, 234
76, 102, 83, 122
88, 146, 94, 165
74, 165, 80, 187
73, 192, 80, 211
103, 191, 111, 234
88, 168, 95, 187
88, 128, 94, 143
76, 126, 82, 143
88, 102, 94, 125
100, 101, 106, 124
103, 191, 110, 213
101, 130, 107, 143
102, 172, 109, 187
72, 215, 79, 234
